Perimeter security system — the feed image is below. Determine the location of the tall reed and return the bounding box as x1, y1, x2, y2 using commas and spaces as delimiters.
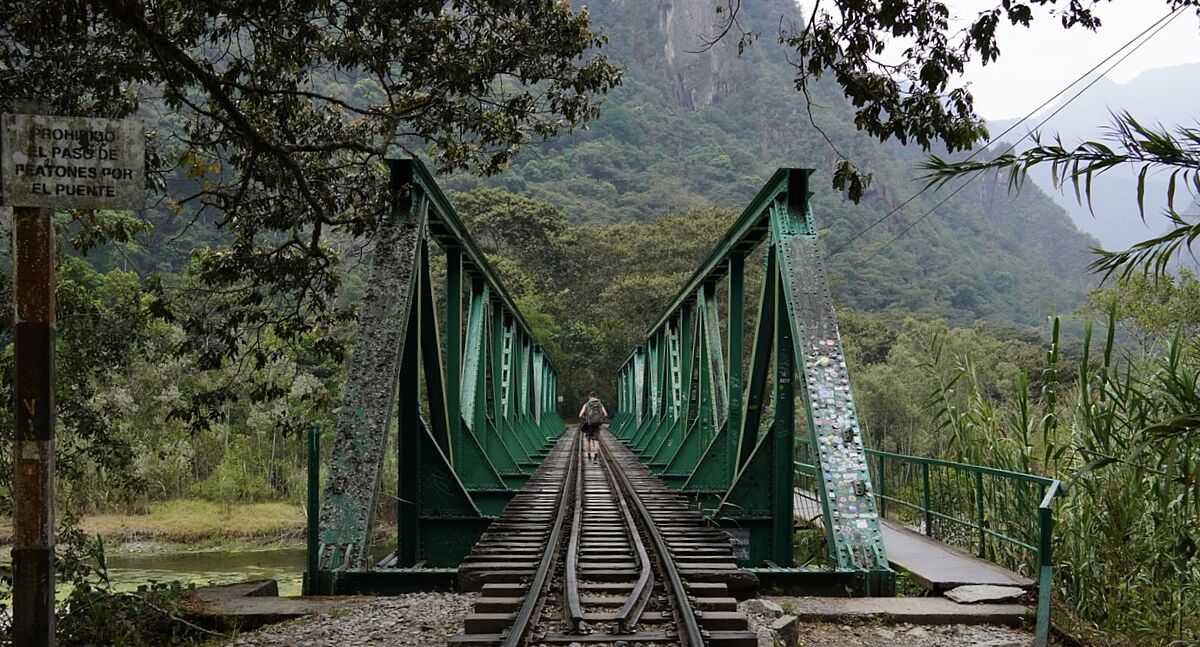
922, 311, 1198, 644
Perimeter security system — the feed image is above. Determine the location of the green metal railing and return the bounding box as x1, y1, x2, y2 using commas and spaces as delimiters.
795, 441, 1064, 646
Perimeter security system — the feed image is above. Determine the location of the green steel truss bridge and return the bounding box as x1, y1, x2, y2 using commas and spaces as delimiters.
610, 168, 890, 593
305, 160, 1062, 645
309, 159, 564, 593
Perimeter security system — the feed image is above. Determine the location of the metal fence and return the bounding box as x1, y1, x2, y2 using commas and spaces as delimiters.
795, 439, 1064, 646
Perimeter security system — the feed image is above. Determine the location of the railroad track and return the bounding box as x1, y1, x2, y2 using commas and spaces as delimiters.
452, 428, 757, 646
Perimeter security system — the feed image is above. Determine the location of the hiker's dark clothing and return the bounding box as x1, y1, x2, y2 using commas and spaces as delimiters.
579, 397, 608, 440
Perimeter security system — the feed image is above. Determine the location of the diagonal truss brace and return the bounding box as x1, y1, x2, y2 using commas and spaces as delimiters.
317, 165, 429, 570
772, 184, 888, 572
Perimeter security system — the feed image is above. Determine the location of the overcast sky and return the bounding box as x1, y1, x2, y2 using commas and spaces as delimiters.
953, 1, 1200, 119
796, 1, 1200, 120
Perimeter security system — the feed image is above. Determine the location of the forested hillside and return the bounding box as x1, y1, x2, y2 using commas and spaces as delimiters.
0, 0, 1105, 524
2, 3, 1196, 644
0, 0, 1111, 524
445, 0, 1100, 327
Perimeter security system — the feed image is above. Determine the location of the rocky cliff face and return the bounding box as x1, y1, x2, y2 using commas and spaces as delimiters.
656, 0, 738, 109
595, 0, 800, 110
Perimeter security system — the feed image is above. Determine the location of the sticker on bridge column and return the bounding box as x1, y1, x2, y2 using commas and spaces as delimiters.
780, 234, 888, 571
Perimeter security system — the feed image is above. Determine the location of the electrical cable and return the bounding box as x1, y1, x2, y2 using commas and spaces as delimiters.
826, 6, 1185, 257
858, 6, 1186, 264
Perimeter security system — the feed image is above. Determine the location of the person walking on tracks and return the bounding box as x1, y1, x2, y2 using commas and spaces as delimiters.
578, 391, 608, 460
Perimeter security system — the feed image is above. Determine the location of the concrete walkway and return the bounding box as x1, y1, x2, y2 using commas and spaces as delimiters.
795, 490, 1035, 591
766, 596, 1030, 625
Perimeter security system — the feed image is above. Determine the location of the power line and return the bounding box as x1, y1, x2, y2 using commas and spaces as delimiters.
859, 6, 1186, 264
826, 6, 1185, 257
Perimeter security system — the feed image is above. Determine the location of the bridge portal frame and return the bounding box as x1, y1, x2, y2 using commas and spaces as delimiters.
307, 159, 562, 595
611, 168, 894, 594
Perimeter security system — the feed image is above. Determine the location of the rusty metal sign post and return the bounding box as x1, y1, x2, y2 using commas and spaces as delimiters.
3, 112, 144, 646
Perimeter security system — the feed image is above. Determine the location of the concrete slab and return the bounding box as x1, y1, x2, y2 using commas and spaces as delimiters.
945, 584, 1027, 604
881, 523, 1035, 591
188, 579, 359, 631
765, 596, 1031, 626
795, 489, 1035, 591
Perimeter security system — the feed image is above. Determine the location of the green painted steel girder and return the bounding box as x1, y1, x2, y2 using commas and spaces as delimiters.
317, 163, 428, 572
620, 168, 795, 367
313, 159, 563, 586
615, 168, 892, 586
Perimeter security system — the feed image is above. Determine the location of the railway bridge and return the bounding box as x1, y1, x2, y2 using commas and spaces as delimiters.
302, 159, 1062, 646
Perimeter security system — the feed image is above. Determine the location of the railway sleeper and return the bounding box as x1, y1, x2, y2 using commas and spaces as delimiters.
453, 428, 758, 646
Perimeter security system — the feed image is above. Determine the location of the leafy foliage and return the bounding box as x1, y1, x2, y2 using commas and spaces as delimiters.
1, 16, 617, 636
450, 188, 737, 406
0, 253, 152, 514
1, 520, 210, 646
910, 309, 1200, 643
713, 0, 1200, 196
54, 533, 207, 647
922, 112, 1200, 279
0, 0, 621, 429
1085, 270, 1200, 347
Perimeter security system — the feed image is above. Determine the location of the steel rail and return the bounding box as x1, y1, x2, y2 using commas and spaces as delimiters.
564, 436, 586, 631
600, 433, 706, 647
602, 453, 655, 633
564, 432, 652, 633
500, 430, 580, 647
567, 430, 653, 635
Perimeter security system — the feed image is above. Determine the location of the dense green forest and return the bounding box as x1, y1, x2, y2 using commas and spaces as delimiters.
1, 0, 1197, 645
444, 0, 1100, 328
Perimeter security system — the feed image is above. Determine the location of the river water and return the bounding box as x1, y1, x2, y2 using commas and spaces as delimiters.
2, 543, 403, 600
105, 546, 308, 596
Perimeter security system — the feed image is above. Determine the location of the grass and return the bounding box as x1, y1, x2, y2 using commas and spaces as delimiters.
0, 499, 307, 547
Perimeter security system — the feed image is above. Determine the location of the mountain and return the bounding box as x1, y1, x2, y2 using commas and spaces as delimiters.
988, 64, 1200, 250
444, 0, 1101, 327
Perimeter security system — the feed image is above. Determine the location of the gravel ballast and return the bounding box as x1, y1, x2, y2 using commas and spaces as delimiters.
225, 592, 1036, 646
741, 599, 1037, 646
223, 592, 476, 646
790, 623, 1035, 646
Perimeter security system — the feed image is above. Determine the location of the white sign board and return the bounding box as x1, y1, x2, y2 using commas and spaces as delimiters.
1, 113, 145, 210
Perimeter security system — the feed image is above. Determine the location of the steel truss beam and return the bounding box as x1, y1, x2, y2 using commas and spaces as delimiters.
613, 168, 892, 593
309, 159, 562, 594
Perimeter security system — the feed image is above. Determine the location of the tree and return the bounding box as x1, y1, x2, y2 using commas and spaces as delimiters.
1, 7, 620, 638
922, 112, 1200, 277
708, 0, 1199, 201
1084, 269, 1200, 346
0, 0, 621, 422
452, 187, 577, 291
0, 254, 153, 517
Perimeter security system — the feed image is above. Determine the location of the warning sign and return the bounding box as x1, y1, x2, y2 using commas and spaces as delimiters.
1, 113, 145, 210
